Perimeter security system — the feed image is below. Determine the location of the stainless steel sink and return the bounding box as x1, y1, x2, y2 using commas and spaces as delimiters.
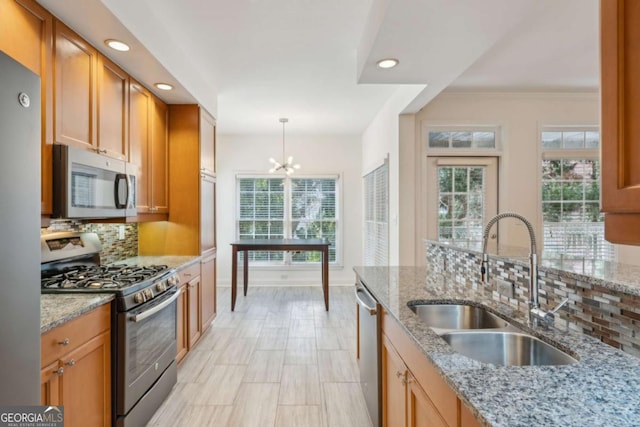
408, 303, 509, 330
441, 331, 578, 366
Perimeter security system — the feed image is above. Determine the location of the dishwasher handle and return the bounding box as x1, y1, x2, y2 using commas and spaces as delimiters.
355, 285, 378, 315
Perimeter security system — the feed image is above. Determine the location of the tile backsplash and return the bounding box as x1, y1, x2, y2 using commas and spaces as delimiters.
42, 220, 138, 264
426, 241, 640, 358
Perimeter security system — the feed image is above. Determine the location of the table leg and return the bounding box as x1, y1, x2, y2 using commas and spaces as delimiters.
243, 250, 249, 296
322, 246, 329, 311
231, 246, 238, 311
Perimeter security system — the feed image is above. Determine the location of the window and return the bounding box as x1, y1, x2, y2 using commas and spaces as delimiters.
363, 159, 388, 266
541, 129, 615, 261
237, 176, 339, 265
427, 129, 497, 149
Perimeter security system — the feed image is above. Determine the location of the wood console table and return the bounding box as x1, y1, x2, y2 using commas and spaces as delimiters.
230, 239, 330, 311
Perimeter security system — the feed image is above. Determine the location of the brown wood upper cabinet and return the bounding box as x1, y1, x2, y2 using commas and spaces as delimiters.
53, 20, 98, 151
97, 54, 128, 160
0, 0, 54, 214
200, 109, 216, 175
129, 80, 169, 216
600, 0, 640, 244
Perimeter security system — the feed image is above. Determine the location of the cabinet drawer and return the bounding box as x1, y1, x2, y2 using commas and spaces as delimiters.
179, 263, 200, 285
41, 304, 110, 367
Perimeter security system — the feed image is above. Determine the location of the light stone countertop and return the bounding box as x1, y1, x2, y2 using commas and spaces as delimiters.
40, 256, 200, 333
40, 294, 114, 333
354, 266, 640, 427
116, 255, 201, 270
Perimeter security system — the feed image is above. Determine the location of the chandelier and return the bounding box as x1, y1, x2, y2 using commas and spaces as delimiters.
269, 118, 300, 175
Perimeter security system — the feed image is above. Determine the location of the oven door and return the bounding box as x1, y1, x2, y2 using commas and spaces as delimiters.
116, 288, 178, 416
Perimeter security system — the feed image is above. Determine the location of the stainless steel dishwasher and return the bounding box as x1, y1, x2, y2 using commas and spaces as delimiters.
355, 279, 381, 427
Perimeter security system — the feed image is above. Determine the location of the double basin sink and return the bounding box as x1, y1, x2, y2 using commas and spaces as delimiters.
408, 303, 577, 366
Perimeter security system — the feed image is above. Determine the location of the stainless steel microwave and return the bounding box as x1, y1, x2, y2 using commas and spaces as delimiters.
53, 145, 136, 218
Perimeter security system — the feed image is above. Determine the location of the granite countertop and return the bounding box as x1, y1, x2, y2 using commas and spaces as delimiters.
41, 294, 114, 333
354, 266, 640, 427
117, 255, 201, 270
41, 256, 199, 333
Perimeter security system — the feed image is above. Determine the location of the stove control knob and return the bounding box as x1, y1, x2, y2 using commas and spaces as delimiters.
156, 282, 167, 293
134, 292, 145, 304
144, 288, 154, 300
167, 275, 179, 286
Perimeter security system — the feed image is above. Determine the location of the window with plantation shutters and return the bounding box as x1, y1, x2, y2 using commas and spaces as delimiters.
236, 175, 340, 265
363, 159, 388, 266
540, 128, 615, 261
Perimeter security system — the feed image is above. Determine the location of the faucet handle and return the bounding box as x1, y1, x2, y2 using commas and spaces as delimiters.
549, 297, 570, 316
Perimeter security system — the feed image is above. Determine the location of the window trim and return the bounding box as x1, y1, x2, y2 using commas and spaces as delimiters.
235, 173, 343, 268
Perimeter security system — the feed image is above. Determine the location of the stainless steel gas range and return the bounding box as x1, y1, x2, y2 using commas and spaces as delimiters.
41, 232, 179, 427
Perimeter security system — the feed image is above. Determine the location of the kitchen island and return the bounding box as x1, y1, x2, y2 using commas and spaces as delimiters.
354, 266, 640, 427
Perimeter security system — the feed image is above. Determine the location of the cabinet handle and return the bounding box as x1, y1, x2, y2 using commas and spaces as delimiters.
66, 359, 76, 367
183, 273, 192, 278
53, 367, 64, 376
395, 371, 403, 379
58, 338, 70, 346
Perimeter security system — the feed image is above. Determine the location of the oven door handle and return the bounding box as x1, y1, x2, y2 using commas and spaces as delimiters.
130, 289, 179, 323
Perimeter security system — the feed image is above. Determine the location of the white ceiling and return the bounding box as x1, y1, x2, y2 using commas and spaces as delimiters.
37, 0, 599, 136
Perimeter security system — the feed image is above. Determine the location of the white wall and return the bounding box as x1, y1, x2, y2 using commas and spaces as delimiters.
217, 134, 362, 286
411, 91, 640, 265
361, 85, 426, 265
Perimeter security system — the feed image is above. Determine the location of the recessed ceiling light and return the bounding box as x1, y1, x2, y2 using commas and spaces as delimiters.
376, 58, 399, 69
105, 39, 130, 52
154, 83, 173, 91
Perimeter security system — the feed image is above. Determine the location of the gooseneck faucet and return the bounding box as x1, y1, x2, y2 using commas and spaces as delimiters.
481, 212, 542, 315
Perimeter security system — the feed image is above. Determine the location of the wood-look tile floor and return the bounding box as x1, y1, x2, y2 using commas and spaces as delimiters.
147, 286, 373, 427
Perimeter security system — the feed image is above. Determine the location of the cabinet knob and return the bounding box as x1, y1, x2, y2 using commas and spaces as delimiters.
58, 338, 70, 346
53, 367, 64, 376
66, 359, 76, 367
395, 371, 403, 379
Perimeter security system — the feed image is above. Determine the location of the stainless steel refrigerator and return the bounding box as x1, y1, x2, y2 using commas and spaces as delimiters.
0, 50, 41, 404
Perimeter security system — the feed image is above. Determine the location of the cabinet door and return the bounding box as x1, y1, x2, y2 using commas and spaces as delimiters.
601, 0, 640, 243
0, 0, 54, 214
407, 371, 447, 427
176, 284, 189, 363
382, 335, 407, 427
129, 80, 151, 213
150, 95, 169, 213
200, 109, 216, 175
53, 20, 97, 150
40, 360, 61, 406
60, 330, 111, 427
200, 174, 216, 252
187, 275, 202, 348
200, 253, 216, 332
97, 54, 128, 160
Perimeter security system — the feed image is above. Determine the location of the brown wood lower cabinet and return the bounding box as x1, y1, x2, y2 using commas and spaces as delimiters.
40, 304, 111, 427
176, 282, 189, 364
382, 310, 481, 427
200, 251, 216, 333
177, 262, 203, 359
188, 274, 202, 348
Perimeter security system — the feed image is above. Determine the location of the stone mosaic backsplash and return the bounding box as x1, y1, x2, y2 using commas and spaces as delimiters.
425, 240, 640, 358
42, 220, 138, 265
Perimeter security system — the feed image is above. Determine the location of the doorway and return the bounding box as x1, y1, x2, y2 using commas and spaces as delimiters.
426, 157, 498, 245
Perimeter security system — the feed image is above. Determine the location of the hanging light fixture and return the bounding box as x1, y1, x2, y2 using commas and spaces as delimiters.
269, 118, 300, 175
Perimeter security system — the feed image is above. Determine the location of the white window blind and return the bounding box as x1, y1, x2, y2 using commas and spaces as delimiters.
237, 175, 339, 265
540, 129, 615, 262
364, 159, 389, 266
